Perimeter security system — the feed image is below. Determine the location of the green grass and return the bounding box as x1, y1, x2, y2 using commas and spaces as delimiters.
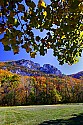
0, 104, 83, 125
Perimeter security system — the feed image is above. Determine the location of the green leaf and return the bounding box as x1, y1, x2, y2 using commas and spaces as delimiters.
40, 45, 45, 56
36, 36, 40, 41
12, 45, 19, 54
4, 45, 11, 51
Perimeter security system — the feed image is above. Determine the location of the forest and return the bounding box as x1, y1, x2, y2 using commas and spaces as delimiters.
0, 69, 83, 106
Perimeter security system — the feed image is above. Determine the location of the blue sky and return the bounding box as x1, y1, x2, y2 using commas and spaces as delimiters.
0, 0, 83, 75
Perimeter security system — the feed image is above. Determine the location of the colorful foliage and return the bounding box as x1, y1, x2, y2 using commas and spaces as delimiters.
0, 69, 83, 105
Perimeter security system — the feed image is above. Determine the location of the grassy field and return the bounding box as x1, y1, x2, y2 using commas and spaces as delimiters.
0, 104, 83, 125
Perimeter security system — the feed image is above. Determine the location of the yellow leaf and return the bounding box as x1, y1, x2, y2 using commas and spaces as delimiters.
65, 15, 68, 18
78, 2, 83, 11
43, 11, 47, 18
38, 0, 46, 8
29, 10, 32, 15
80, 31, 83, 38
14, 18, 18, 24
30, 52, 36, 58
61, 35, 66, 39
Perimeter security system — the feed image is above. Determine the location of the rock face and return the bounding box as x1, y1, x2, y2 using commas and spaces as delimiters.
1, 59, 62, 77
39, 64, 62, 76
13, 59, 40, 70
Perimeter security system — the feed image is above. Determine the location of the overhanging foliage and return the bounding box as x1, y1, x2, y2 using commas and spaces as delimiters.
0, 0, 83, 64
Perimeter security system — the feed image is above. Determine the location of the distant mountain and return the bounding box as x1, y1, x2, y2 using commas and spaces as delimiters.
0, 59, 83, 79
70, 71, 83, 79
0, 59, 62, 77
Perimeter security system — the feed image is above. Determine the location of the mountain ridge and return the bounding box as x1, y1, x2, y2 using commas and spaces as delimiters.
69, 71, 83, 79
0, 59, 83, 79
0, 59, 62, 77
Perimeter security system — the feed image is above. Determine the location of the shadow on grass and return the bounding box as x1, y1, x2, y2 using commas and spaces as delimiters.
39, 113, 83, 125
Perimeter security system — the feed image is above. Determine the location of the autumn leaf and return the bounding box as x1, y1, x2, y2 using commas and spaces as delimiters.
0, 13, 2, 17
61, 35, 66, 39
14, 18, 18, 24
14, 18, 20, 27
38, 0, 46, 8
26, 47, 32, 53
80, 31, 83, 38
0, 0, 83, 65
0, 27, 6, 34
43, 11, 47, 18
62, 0, 65, 2
12, 45, 19, 54
18, 4, 25, 11
78, 2, 83, 11
30, 52, 36, 58
2, 38, 9, 46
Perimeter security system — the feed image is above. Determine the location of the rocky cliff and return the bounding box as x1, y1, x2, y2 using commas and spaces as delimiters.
0, 59, 62, 77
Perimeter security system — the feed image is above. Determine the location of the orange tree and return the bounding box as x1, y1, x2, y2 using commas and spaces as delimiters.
0, 0, 83, 65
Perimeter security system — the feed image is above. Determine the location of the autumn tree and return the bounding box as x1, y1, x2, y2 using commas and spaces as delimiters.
0, 0, 83, 65
0, 69, 20, 105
